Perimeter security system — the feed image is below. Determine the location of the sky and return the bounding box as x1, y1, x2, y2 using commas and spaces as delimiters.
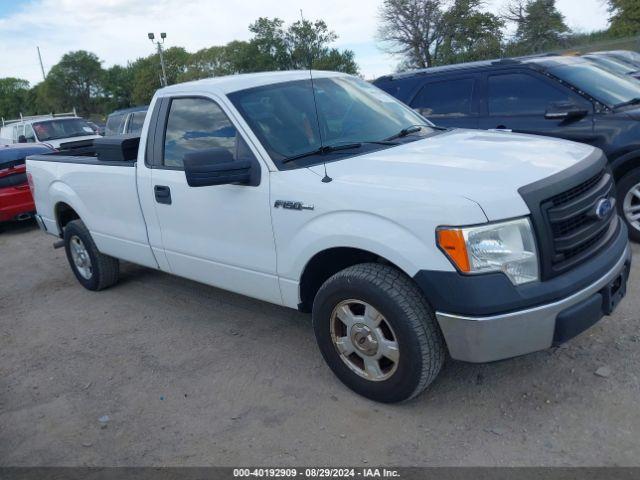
0, 0, 611, 85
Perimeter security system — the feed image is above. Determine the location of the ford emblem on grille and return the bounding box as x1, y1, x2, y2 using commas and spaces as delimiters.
594, 198, 614, 220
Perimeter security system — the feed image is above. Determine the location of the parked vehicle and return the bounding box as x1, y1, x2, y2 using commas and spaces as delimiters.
591, 50, 640, 69
0, 111, 101, 149
27, 71, 630, 402
0, 144, 52, 226
105, 106, 148, 136
86, 121, 105, 136
582, 53, 640, 80
374, 55, 640, 241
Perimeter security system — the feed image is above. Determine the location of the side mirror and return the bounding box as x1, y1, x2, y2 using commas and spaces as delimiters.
183, 148, 255, 187
545, 102, 589, 121
17, 135, 27, 143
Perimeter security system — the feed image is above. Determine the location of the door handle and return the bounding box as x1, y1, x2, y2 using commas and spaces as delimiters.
154, 185, 172, 205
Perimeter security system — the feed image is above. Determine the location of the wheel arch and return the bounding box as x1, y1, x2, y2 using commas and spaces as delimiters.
54, 201, 80, 234
298, 247, 408, 312
48, 180, 90, 236
610, 150, 640, 181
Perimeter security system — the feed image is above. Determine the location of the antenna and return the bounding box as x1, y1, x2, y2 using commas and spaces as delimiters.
300, 9, 332, 183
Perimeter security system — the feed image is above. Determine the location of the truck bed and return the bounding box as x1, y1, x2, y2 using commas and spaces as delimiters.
26, 136, 157, 269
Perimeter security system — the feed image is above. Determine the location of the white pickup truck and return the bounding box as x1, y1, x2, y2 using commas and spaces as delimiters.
27, 71, 631, 403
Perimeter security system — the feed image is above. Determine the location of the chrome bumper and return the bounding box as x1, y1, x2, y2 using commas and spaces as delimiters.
435, 244, 631, 363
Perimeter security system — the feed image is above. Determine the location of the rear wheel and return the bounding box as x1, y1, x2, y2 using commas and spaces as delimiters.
312, 263, 445, 403
617, 169, 640, 242
63, 219, 119, 290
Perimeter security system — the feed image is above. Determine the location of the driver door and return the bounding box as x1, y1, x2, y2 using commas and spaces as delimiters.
478, 70, 595, 143
148, 95, 281, 304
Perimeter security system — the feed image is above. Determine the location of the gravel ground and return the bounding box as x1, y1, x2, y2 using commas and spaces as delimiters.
1, 221, 639, 467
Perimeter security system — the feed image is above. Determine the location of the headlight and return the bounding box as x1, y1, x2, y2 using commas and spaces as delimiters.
437, 218, 539, 285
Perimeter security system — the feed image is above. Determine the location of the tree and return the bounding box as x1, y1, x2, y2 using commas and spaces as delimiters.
1, 16, 358, 117
377, 0, 504, 69
377, 0, 445, 68
0, 78, 30, 119
503, 0, 570, 53
128, 47, 191, 105
248, 17, 358, 73
179, 45, 235, 81
438, 0, 504, 64
102, 64, 135, 111
45, 50, 104, 114
247, 17, 289, 70
608, 0, 640, 36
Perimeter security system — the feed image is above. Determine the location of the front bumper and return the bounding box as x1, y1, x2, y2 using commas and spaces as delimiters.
435, 243, 630, 362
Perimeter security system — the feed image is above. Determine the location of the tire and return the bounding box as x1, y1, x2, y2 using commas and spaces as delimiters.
616, 168, 640, 242
312, 263, 445, 403
63, 219, 119, 291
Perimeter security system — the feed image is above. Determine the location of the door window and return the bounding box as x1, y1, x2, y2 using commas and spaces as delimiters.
24, 125, 36, 142
411, 78, 476, 117
105, 113, 125, 136
127, 111, 146, 134
163, 97, 241, 168
488, 73, 582, 116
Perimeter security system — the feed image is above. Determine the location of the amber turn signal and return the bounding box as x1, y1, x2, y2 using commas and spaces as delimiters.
437, 229, 470, 272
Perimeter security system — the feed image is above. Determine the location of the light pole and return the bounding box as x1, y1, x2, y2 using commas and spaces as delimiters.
148, 32, 168, 87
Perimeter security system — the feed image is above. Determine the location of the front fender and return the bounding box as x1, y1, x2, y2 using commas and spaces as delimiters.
278, 210, 457, 282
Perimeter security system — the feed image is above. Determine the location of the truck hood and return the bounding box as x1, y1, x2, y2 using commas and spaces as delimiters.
309, 129, 597, 221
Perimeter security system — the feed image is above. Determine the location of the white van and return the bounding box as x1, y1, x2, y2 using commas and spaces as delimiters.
0, 111, 101, 149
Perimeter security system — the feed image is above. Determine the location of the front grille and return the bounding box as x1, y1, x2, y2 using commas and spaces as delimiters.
543, 168, 616, 273
549, 170, 605, 207
518, 153, 618, 280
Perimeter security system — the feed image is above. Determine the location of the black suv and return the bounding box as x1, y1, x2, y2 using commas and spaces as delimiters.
374, 55, 640, 240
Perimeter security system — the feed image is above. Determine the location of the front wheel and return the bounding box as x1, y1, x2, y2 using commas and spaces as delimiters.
312, 263, 445, 403
617, 169, 640, 242
63, 219, 119, 290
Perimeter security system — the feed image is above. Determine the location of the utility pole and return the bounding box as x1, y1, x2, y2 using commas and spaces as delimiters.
36, 46, 46, 81
148, 32, 168, 87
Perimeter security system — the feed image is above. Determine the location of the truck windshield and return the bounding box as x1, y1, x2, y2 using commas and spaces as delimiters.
228, 76, 434, 168
583, 55, 636, 76
549, 62, 640, 107
32, 118, 96, 141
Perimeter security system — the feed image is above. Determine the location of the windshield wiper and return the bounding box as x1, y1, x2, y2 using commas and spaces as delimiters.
282, 143, 363, 164
281, 139, 403, 165
384, 123, 446, 142
385, 125, 424, 141
614, 97, 640, 108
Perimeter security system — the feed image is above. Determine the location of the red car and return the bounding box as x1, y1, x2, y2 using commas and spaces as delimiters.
0, 144, 52, 226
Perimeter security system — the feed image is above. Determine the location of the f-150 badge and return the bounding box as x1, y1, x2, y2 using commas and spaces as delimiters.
274, 200, 314, 211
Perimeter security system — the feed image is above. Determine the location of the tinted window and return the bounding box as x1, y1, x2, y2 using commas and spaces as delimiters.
128, 111, 146, 134
105, 113, 125, 136
32, 119, 95, 141
488, 73, 577, 116
411, 78, 475, 117
163, 97, 238, 168
549, 63, 640, 107
229, 77, 433, 167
